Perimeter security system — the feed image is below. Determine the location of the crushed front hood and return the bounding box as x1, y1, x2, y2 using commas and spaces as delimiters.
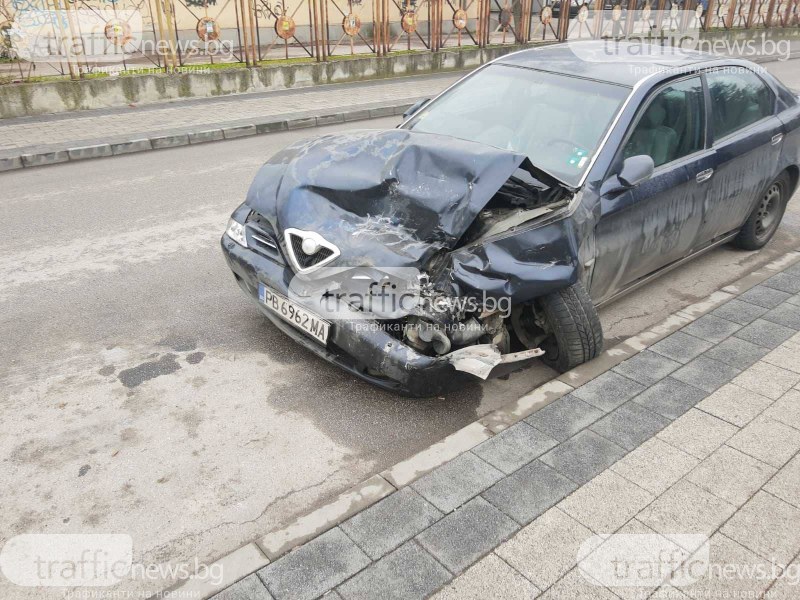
245, 129, 530, 268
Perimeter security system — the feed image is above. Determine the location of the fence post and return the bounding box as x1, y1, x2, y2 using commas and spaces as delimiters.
765, 0, 777, 26
703, 0, 716, 30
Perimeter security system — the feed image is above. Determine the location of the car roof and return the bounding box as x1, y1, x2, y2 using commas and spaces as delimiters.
495, 41, 722, 87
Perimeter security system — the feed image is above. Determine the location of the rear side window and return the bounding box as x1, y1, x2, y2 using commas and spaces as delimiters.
707, 69, 774, 140
623, 76, 705, 168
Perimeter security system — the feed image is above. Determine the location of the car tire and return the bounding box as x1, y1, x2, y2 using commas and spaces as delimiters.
732, 172, 791, 251
539, 282, 603, 373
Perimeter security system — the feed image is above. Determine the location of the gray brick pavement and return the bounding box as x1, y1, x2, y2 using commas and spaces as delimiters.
210, 262, 800, 600
0, 72, 462, 171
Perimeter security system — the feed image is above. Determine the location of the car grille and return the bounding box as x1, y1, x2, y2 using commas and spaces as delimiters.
245, 213, 282, 262
287, 231, 334, 269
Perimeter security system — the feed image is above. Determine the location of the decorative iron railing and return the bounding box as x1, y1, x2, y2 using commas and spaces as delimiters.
0, 0, 798, 80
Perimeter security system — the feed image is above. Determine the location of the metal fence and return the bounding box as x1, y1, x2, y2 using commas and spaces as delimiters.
0, 0, 798, 80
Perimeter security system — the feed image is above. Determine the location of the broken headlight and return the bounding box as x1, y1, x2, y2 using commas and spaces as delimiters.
226, 218, 248, 248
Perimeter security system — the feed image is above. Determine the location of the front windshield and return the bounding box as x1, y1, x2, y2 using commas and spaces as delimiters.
404, 64, 631, 186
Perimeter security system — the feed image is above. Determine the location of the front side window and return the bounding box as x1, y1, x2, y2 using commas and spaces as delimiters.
623, 76, 705, 168
403, 64, 630, 186
707, 69, 774, 140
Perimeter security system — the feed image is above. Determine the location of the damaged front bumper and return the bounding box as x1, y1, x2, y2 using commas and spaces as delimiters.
222, 234, 542, 397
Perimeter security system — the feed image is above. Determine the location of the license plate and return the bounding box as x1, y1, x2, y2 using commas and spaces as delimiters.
258, 284, 330, 345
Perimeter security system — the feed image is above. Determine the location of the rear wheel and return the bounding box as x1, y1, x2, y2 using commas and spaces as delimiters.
732, 172, 790, 251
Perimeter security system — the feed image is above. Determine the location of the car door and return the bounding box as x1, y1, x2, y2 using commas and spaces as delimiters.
591, 75, 711, 303
695, 68, 785, 243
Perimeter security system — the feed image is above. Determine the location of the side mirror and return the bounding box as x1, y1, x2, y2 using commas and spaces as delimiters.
403, 98, 430, 120
601, 155, 655, 196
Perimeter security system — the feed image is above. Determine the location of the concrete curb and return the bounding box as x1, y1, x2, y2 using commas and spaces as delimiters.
3, 48, 800, 175
0, 102, 414, 173
170, 247, 800, 599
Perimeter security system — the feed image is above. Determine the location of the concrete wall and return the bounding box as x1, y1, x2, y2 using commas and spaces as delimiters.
0, 45, 529, 118
2, 28, 799, 119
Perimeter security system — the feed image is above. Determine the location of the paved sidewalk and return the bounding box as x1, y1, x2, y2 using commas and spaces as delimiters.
0, 72, 461, 170
207, 258, 800, 600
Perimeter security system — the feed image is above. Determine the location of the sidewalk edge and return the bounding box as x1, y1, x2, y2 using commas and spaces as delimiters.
170, 247, 800, 600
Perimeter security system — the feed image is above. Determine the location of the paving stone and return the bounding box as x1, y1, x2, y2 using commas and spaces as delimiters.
539, 566, 619, 600
589, 402, 671, 451
610, 437, 699, 495
180, 543, 269, 599
764, 455, 800, 508
571, 371, 646, 412
496, 507, 595, 590
650, 585, 690, 599
671, 356, 742, 393
430, 553, 540, 600
637, 480, 736, 548
788, 293, 800, 307
703, 337, 770, 370
257, 528, 370, 600
734, 318, 797, 349
632, 377, 708, 420
762, 302, 800, 330
763, 272, 800, 294
524, 394, 605, 442
339, 487, 442, 560
540, 430, 627, 485
579, 519, 687, 600
482, 460, 578, 525
764, 388, 800, 430
558, 470, 654, 534
711, 298, 770, 326
761, 559, 800, 599
472, 422, 557, 475
786, 262, 800, 278
650, 331, 714, 364
336, 541, 450, 600
657, 409, 738, 460
612, 350, 682, 386
721, 491, 800, 566
216, 574, 274, 600
733, 361, 800, 400
411, 452, 503, 514
681, 314, 742, 343
696, 383, 772, 427
763, 341, 800, 374
727, 415, 800, 468
675, 533, 776, 599
738, 285, 792, 309
686, 445, 775, 506
416, 496, 519, 574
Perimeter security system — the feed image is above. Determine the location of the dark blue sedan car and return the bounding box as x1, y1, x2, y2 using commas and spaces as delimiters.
222, 42, 799, 396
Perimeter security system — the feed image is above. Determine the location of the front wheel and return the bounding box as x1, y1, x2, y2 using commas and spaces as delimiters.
538, 282, 604, 373
732, 172, 791, 251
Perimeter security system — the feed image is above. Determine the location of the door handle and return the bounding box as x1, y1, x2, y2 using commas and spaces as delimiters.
696, 168, 714, 183
772, 133, 785, 146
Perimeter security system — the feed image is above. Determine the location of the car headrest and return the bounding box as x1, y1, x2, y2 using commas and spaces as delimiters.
643, 102, 667, 128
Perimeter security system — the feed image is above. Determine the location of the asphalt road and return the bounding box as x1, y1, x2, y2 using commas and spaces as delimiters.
1, 60, 800, 597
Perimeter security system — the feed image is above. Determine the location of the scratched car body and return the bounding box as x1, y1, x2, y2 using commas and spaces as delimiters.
222, 42, 800, 396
